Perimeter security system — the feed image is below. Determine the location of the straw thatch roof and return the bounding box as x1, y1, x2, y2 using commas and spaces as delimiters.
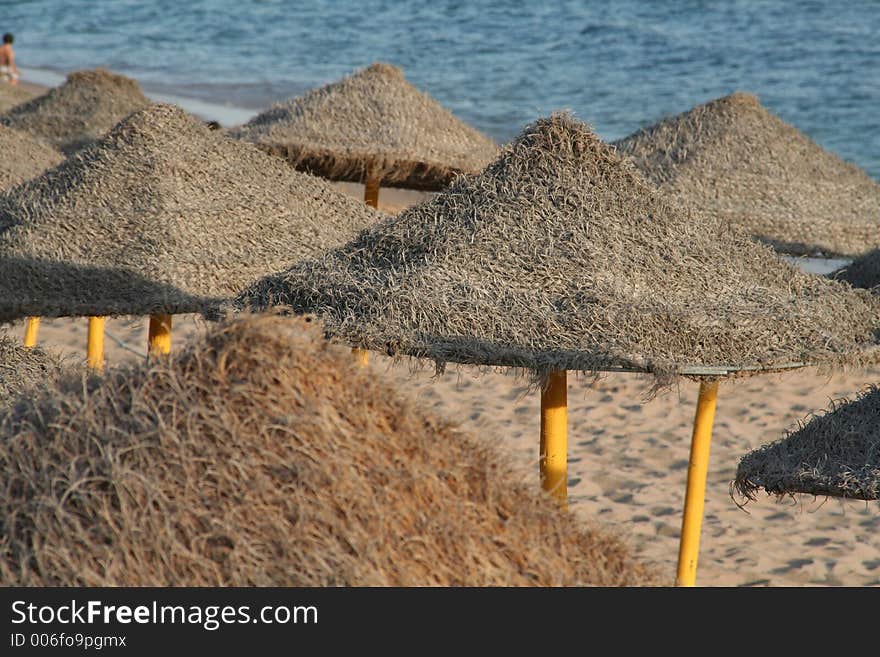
0, 336, 62, 404
613, 92, 880, 258
228, 62, 499, 191
0, 103, 384, 322
734, 385, 880, 501
0, 314, 659, 586
235, 113, 880, 384
0, 82, 40, 114
830, 249, 880, 290
0, 125, 64, 190
0, 68, 151, 154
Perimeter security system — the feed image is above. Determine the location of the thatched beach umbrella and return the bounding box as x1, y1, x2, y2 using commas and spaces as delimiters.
0, 335, 62, 404
0, 103, 383, 369
0, 124, 64, 191
734, 385, 880, 502
228, 62, 499, 205
234, 113, 880, 586
613, 92, 880, 258
0, 125, 65, 348
0, 68, 150, 155
0, 314, 658, 586
230, 62, 498, 365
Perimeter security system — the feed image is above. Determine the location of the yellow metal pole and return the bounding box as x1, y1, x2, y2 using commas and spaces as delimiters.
364, 176, 380, 209
540, 370, 568, 506
148, 313, 172, 356
355, 167, 379, 365
23, 317, 40, 348
363, 160, 381, 211
87, 316, 105, 372
675, 379, 719, 587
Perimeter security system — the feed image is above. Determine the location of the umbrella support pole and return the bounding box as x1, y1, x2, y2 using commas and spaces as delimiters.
364, 175, 380, 209
540, 370, 568, 507
23, 317, 40, 348
675, 379, 719, 587
148, 313, 173, 357
356, 166, 378, 367
87, 316, 105, 372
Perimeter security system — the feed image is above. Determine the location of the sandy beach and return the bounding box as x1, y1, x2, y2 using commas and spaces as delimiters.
384, 360, 880, 587
3, 74, 879, 589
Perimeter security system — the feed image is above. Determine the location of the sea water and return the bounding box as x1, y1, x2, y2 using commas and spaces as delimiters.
3, 1, 879, 180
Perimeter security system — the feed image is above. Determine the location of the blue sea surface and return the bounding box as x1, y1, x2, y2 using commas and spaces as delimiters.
3, 1, 879, 177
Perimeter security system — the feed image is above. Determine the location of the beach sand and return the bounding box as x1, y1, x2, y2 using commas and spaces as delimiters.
3, 78, 878, 588
0, 79, 45, 112
15, 80, 46, 97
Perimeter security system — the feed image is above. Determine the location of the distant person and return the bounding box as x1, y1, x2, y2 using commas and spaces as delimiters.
0, 32, 18, 84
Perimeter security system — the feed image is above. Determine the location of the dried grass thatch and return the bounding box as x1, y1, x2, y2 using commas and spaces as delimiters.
733, 385, 880, 501
0, 68, 151, 154
228, 62, 499, 191
0, 125, 64, 190
0, 314, 658, 586
613, 92, 880, 258
0, 82, 41, 114
0, 336, 63, 404
235, 113, 880, 384
0, 103, 384, 322
829, 249, 880, 290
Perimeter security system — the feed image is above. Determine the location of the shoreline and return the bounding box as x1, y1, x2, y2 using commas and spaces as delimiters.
19, 66, 258, 128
